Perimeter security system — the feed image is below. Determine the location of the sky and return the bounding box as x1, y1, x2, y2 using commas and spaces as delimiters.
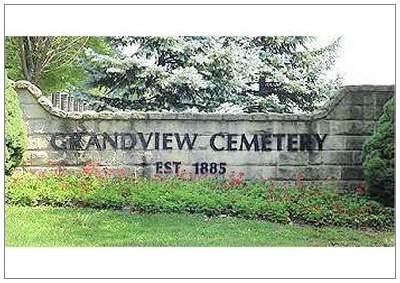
5, 5, 396, 86
318, 35, 394, 85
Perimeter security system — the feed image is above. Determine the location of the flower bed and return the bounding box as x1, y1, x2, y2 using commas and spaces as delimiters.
6, 167, 394, 230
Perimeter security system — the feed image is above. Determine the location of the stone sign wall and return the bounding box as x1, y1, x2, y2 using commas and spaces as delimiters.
15, 81, 394, 190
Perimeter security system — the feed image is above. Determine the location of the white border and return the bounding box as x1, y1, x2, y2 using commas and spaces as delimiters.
2, 3, 397, 279
4, 247, 396, 278
3, 4, 393, 36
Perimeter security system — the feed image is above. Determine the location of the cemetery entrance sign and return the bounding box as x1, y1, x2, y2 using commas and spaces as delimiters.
49, 131, 327, 175
15, 81, 394, 190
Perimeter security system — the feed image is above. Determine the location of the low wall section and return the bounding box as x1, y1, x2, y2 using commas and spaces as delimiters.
15, 81, 394, 190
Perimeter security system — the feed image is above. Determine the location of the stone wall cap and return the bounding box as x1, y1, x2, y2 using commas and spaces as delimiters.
344, 85, 395, 92
14, 80, 395, 122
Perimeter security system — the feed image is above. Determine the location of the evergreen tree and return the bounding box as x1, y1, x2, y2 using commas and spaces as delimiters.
82, 36, 341, 113
362, 98, 395, 206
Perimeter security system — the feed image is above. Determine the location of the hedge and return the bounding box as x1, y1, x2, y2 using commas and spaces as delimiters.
5, 77, 27, 175
6, 172, 394, 230
362, 98, 395, 206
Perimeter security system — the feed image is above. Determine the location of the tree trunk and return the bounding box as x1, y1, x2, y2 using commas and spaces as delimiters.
18, 37, 32, 81
258, 75, 268, 96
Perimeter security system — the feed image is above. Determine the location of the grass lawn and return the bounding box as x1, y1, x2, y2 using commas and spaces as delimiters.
6, 205, 394, 247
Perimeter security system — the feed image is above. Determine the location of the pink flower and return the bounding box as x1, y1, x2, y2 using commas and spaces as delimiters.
355, 183, 365, 195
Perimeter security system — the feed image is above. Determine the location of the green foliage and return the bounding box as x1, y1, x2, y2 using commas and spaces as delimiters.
362, 98, 395, 205
6, 173, 394, 230
82, 36, 342, 113
5, 37, 22, 80
5, 77, 28, 175
5, 36, 112, 94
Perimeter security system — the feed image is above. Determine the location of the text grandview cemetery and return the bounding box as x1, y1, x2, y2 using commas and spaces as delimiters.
50, 132, 328, 152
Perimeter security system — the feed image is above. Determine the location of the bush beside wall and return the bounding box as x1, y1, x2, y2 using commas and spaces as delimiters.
5, 77, 28, 175
362, 98, 395, 206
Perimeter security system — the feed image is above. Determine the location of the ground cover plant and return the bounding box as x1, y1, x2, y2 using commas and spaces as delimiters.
6, 206, 394, 247
6, 167, 394, 230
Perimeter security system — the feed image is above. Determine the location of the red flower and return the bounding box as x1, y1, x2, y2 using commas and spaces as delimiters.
268, 181, 275, 194
355, 183, 365, 195
227, 171, 245, 188
295, 173, 305, 189
82, 161, 103, 177
82, 164, 92, 174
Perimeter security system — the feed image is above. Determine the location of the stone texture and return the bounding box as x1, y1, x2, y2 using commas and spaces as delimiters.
322, 151, 362, 165
344, 136, 370, 150
19, 165, 143, 177
329, 120, 376, 135
14, 81, 394, 188
327, 105, 365, 120
27, 135, 51, 150
18, 89, 40, 105
277, 165, 342, 181
341, 166, 364, 180
20, 103, 50, 119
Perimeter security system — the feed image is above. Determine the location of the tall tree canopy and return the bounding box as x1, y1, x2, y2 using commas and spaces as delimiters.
5, 36, 111, 93
82, 36, 341, 113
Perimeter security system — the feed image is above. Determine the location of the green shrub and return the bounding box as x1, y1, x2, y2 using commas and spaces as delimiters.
362, 98, 395, 206
6, 173, 394, 230
5, 77, 27, 175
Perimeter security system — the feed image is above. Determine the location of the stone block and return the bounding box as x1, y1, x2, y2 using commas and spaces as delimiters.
364, 93, 376, 105
73, 120, 99, 133
27, 135, 51, 150
27, 119, 73, 135
329, 120, 375, 135
315, 120, 331, 135
29, 150, 50, 166
20, 165, 143, 178
278, 152, 313, 165
362, 105, 377, 120
277, 165, 341, 181
269, 121, 312, 134
327, 105, 364, 120
98, 120, 132, 133
308, 151, 323, 165
21, 103, 50, 119
18, 89, 39, 105
339, 92, 366, 106
341, 166, 364, 180
322, 136, 345, 150
139, 150, 191, 165
99, 150, 146, 166
26, 119, 48, 134
352, 151, 363, 165
376, 92, 394, 107
344, 136, 369, 150
42, 150, 143, 167
39, 151, 100, 166
322, 151, 360, 165
131, 120, 221, 135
